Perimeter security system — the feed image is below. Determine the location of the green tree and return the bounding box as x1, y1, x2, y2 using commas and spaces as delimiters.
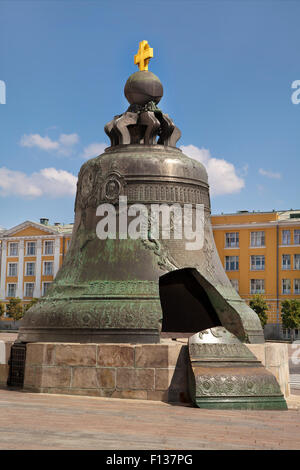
23, 298, 39, 313
6, 297, 24, 322
249, 294, 268, 328
281, 299, 300, 341
0, 302, 5, 318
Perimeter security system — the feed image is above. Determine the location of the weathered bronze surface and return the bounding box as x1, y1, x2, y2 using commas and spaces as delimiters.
124, 71, 163, 105
188, 327, 287, 410
18, 62, 264, 344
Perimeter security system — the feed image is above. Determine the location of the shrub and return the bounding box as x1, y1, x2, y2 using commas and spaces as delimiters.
281, 299, 300, 341
6, 297, 24, 322
249, 294, 268, 328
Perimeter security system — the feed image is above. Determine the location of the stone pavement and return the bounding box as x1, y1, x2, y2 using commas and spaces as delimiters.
0, 389, 299, 450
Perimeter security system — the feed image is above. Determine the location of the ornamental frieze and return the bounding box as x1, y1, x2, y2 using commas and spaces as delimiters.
189, 343, 256, 360
195, 374, 281, 397
48, 280, 160, 297
23, 299, 161, 330
125, 182, 210, 207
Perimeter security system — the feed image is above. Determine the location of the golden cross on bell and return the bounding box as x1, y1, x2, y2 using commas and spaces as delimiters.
134, 40, 153, 71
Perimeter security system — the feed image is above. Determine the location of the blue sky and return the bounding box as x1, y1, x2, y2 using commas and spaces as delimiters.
1, 0, 299, 228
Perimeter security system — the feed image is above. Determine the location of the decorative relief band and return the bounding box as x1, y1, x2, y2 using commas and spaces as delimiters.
195, 374, 281, 397
124, 183, 209, 206
77, 176, 210, 209
52, 280, 160, 297
189, 343, 255, 360
23, 299, 161, 330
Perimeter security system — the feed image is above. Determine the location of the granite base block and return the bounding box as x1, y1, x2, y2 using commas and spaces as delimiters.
21, 342, 190, 403
1, 340, 290, 403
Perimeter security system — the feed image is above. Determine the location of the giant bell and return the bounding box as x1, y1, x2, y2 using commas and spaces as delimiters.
18, 46, 264, 344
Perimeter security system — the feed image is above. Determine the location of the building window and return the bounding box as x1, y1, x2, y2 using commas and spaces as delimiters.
282, 279, 291, 294
225, 232, 239, 248
25, 283, 34, 297
44, 240, 54, 255
43, 261, 53, 275
230, 279, 239, 292
251, 255, 265, 271
250, 279, 265, 294
42, 282, 52, 296
282, 254, 291, 270
26, 241, 36, 256
26, 262, 35, 276
9, 242, 18, 256
66, 239, 71, 251
7, 283, 16, 297
250, 231, 265, 247
294, 254, 300, 270
282, 230, 291, 245
225, 256, 239, 271
294, 230, 300, 245
294, 279, 300, 294
8, 263, 18, 277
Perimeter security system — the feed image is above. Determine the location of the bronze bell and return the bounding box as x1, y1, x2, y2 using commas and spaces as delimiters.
18, 64, 264, 344
188, 327, 286, 409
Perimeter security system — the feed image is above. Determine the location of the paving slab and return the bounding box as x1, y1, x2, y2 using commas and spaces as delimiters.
0, 389, 299, 450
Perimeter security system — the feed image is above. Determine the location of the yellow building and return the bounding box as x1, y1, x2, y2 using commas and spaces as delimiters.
0, 218, 73, 312
211, 210, 300, 326
1, 211, 300, 332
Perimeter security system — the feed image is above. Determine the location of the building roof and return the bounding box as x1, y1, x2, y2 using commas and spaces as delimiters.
211, 209, 300, 217
0, 220, 73, 238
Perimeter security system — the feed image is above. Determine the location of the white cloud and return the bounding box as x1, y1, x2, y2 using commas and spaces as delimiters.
82, 142, 107, 160
0, 167, 77, 198
259, 168, 281, 179
20, 134, 59, 151
180, 145, 245, 196
20, 133, 79, 156
37, 168, 77, 195
57, 134, 80, 156
58, 134, 79, 146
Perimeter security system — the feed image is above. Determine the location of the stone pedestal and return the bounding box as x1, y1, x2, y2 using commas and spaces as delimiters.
0, 340, 12, 386
21, 341, 190, 403
0, 340, 291, 405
